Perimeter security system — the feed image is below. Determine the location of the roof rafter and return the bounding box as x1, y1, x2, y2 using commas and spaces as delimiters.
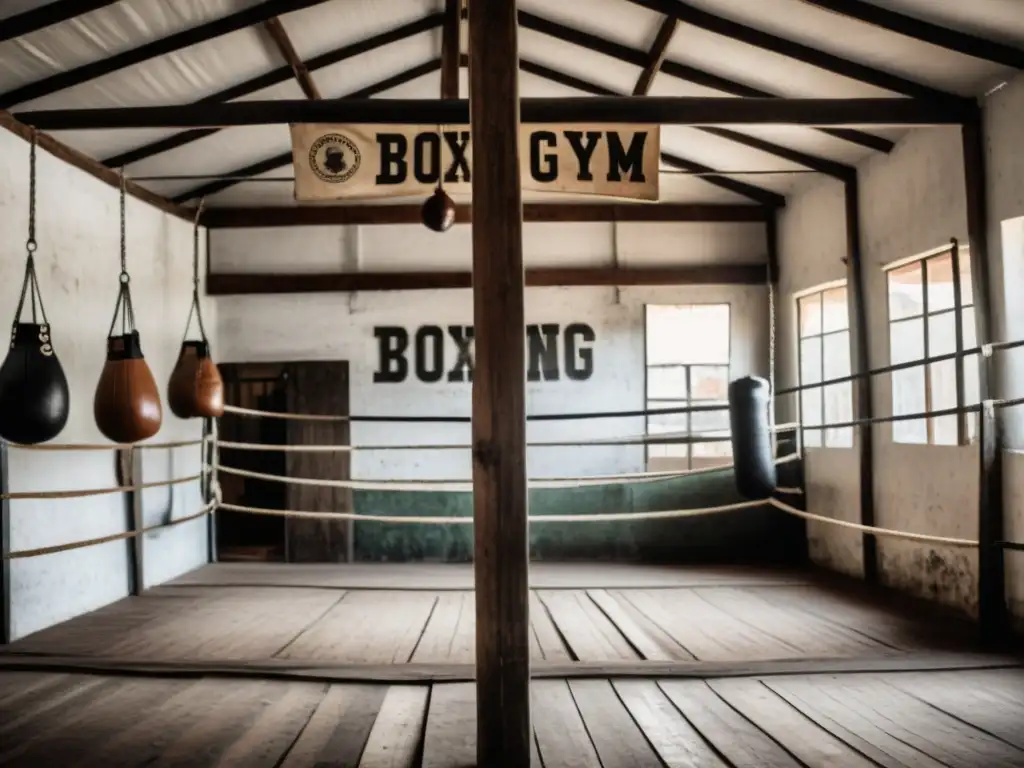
0, 0, 334, 110
518, 9, 893, 153
0, 0, 119, 44
262, 16, 321, 100
170, 60, 442, 203
101, 13, 443, 169
521, 59, 852, 181
633, 16, 677, 96
441, 0, 462, 99
798, 0, 1024, 71
622, 0, 972, 105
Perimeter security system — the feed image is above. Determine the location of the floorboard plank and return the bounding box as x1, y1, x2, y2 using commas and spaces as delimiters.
658, 680, 802, 767
613, 680, 730, 767
890, 669, 1024, 750
412, 593, 474, 665
708, 678, 879, 768
529, 593, 571, 662
357, 685, 430, 768
421, 683, 476, 768
763, 676, 951, 767
532, 680, 602, 768
538, 591, 638, 662
568, 679, 663, 766
278, 684, 389, 768
589, 589, 691, 661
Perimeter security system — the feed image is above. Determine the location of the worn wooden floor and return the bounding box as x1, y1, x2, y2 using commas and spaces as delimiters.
1, 667, 1022, 766
0, 563, 990, 673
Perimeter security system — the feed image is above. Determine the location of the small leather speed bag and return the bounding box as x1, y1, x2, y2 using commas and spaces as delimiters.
0, 323, 70, 444
168, 340, 224, 419
94, 331, 162, 443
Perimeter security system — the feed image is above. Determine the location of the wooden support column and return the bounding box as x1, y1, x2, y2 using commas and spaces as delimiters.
962, 110, 1007, 644
843, 173, 878, 584
1, 442, 10, 643
469, 0, 531, 764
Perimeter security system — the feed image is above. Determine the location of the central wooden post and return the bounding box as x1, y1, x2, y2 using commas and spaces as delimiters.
469, 0, 531, 764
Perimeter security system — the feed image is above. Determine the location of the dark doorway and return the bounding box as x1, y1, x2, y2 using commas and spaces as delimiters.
216, 361, 351, 563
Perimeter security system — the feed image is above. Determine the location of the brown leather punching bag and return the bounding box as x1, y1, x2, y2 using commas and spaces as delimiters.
94, 330, 162, 444
168, 339, 224, 419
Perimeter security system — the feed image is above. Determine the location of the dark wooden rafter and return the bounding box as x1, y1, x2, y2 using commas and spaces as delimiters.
201, 202, 770, 228
441, 0, 462, 99
799, 0, 1024, 71
633, 16, 677, 96
16, 96, 969, 131
518, 9, 893, 153
622, 0, 972, 105
0, 0, 334, 110
0, 0, 119, 43
206, 264, 769, 295
170, 60, 441, 202
0, 109, 191, 220
522, 58, 848, 190
102, 14, 443, 168
262, 17, 321, 100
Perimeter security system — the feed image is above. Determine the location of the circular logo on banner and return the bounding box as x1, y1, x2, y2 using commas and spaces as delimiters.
309, 134, 361, 183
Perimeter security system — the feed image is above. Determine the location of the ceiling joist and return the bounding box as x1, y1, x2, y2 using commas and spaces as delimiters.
262, 17, 321, 100
441, 0, 462, 99
798, 0, 1024, 71
633, 16, 678, 96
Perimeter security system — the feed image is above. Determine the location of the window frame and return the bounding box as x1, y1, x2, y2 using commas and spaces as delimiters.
794, 279, 853, 449
883, 242, 975, 447
643, 304, 732, 470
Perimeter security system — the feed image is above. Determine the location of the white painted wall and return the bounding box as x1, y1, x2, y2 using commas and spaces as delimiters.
0, 126, 215, 640
776, 68, 1024, 623
213, 221, 768, 482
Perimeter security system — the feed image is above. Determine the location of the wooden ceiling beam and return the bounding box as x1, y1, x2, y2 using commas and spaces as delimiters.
622, 0, 971, 105
262, 17, 321, 100
0, 110, 191, 221
0, 0, 334, 109
799, 0, 1024, 71
200, 202, 770, 228
517, 9, 893, 153
521, 59, 851, 182
16, 96, 969, 131
441, 0, 462, 99
206, 264, 770, 295
102, 14, 442, 168
170, 60, 441, 203
633, 16, 677, 96
0, 0, 119, 43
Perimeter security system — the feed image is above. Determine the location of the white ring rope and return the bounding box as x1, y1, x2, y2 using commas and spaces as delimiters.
1, 471, 207, 502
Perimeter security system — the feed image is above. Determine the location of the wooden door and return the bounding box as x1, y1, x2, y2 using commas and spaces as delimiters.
285, 361, 352, 562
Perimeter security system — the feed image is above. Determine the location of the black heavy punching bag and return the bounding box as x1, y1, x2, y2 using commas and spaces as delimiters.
728, 376, 776, 500
0, 136, 70, 445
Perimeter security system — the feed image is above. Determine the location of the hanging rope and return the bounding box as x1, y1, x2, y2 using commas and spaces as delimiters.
106, 171, 136, 338
767, 255, 778, 444
180, 199, 208, 344
13, 131, 52, 343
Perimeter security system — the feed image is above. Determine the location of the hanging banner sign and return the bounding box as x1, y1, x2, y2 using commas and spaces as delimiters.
290, 123, 660, 202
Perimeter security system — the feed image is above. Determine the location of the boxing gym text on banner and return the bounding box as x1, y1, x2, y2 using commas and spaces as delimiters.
290, 124, 660, 201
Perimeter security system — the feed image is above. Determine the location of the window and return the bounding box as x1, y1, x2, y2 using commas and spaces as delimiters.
886, 246, 979, 445
797, 284, 854, 448
644, 305, 731, 470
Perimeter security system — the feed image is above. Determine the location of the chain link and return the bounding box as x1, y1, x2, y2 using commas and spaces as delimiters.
26, 131, 37, 255
193, 198, 204, 291
119, 169, 128, 279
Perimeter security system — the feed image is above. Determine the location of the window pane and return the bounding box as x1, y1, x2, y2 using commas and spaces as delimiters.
965, 352, 980, 442
799, 293, 822, 338
823, 331, 851, 382
928, 311, 956, 357
646, 305, 729, 364
892, 365, 927, 443
890, 318, 924, 365
962, 306, 977, 350
647, 366, 688, 399
801, 388, 822, 448
958, 247, 973, 307
927, 252, 955, 312
647, 404, 690, 434
930, 358, 958, 445
801, 338, 822, 385
888, 262, 924, 320
693, 434, 732, 458
690, 366, 729, 401
822, 286, 848, 333
691, 408, 730, 433
824, 382, 854, 448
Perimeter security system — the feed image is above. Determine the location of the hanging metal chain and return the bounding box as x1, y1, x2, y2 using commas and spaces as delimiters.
107, 170, 136, 337
26, 131, 37, 257
181, 199, 209, 344
14, 131, 49, 329
119, 170, 128, 278
767, 258, 778, 439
